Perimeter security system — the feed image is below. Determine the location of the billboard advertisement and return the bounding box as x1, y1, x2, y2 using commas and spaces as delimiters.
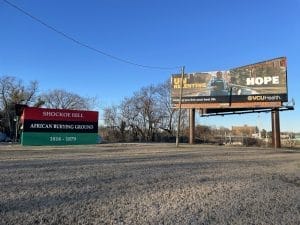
171, 57, 287, 108
20, 107, 99, 146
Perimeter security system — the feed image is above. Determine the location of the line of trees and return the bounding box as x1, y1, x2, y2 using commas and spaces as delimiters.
0, 75, 272, 146
101, 81, 266, 146
102, 81, 189, 142
0, 75, 188, 143
0, 75, 96, 140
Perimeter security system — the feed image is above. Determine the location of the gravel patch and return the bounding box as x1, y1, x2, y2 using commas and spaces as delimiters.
0, 144, 299, 224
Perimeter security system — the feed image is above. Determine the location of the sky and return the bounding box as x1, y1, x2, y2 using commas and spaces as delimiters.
1, 0, 300, 132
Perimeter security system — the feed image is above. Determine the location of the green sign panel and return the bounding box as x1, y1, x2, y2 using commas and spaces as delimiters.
21, 132, 98, 146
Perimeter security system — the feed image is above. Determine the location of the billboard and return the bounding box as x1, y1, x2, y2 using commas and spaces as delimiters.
20, 107, 99, 146
171, 57, 287, 109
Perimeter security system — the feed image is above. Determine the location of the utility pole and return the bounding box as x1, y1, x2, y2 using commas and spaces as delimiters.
14, 116, 19, 143
176, 66, 185, 148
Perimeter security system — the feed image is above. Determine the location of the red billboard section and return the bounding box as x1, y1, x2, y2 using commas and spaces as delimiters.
22, 107, 98, 122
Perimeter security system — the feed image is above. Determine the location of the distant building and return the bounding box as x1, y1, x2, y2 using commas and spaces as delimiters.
280, 132, 293, 139
294, 133, 300, 146
232, 125, 258, 137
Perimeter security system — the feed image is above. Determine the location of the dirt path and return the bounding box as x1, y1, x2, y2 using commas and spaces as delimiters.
1, 144, 299, 224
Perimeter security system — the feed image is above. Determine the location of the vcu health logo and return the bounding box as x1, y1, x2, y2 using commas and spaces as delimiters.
248, 95, 281, 101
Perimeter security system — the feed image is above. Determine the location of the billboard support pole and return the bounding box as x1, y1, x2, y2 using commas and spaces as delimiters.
176, 66, 185, 148
189, 108, 195, 144
271, 108, 281, 149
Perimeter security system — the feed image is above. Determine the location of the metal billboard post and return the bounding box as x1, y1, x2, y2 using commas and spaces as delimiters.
176, 66, 185, 148
189, 108, 195, 144
271, 108, 281, 148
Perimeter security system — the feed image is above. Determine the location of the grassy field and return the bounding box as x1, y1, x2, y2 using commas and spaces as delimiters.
0, 143, 299, 225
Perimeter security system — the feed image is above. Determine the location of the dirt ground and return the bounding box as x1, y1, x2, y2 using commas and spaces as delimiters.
0, 143, 299, 225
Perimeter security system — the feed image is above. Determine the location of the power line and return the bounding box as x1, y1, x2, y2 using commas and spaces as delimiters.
3, 0, 181, 70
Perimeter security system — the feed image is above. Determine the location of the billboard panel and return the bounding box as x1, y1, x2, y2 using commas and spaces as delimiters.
171, 57, 287, 108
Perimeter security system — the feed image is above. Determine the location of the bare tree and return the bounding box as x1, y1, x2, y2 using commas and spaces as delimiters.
41, 89, 96, 110
156, 80, 177, 135
103, 105, 128, 142
120, 96, 141, 141
118, 85, 163, 141
101, 81, 189, 143
103, 105, 119, 129
0, 76, 39, 137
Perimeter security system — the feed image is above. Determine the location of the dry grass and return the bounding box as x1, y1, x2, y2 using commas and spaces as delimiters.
0, 143, 299, 225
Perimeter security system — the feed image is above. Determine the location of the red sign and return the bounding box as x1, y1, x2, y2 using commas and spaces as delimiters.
22, 107, 98, 122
